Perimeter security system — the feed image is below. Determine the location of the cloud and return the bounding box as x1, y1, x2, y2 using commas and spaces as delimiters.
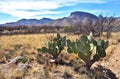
0, 0, 106, 18
2, 10, 61, 18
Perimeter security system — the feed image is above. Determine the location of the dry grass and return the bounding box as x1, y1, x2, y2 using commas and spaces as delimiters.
0, 33, 79, 49
0, 32, 119, 59
0, 34, 49, 49
0, 32, 119, 79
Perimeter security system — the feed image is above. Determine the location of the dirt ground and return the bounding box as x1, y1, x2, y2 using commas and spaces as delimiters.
99, 43, 120, 78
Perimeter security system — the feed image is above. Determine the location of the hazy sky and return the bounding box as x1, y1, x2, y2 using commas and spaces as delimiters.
0, 0, 120, 24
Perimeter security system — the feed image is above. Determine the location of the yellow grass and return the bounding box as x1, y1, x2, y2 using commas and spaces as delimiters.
0, 34, 48, 49
0, 32, 119, 79
0, 32, 119, 59
0, 33, 79, 52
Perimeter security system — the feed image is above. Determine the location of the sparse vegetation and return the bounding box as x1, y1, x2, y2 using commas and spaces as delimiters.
0, 32, 119, 79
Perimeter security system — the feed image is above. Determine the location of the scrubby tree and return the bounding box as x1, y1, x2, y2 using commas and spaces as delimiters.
96, 14, 116, 39
103, 16, 115, 39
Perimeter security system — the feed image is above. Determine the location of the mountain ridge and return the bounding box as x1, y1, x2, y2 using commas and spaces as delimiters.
2, 18, 54, 26
1, 11, 119, 27
44, 11, 98, 26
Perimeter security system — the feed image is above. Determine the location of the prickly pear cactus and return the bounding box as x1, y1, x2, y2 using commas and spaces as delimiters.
67, 33, 108, 70
37, 33, 67, 59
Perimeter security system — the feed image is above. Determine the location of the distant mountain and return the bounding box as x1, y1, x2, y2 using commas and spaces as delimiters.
2, 18, 54, 26
0, 11, 104, 27
44, 11, 98, 26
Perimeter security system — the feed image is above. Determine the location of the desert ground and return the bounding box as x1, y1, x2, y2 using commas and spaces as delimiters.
0, 32, 120, 79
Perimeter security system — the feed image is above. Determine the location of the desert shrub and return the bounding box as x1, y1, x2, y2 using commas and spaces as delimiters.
0, 53, 6, 63
67, 32, 109, 70
4, 50, 16, 60
0, 50, 17, 63
20, 56, 28, 63
64, 26, 73, 32
12, 44, 22, 50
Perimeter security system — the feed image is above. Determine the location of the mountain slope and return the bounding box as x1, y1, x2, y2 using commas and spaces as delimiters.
1, 11, 99, 27
44, 11, 98, 26
2, 18, 54, 26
